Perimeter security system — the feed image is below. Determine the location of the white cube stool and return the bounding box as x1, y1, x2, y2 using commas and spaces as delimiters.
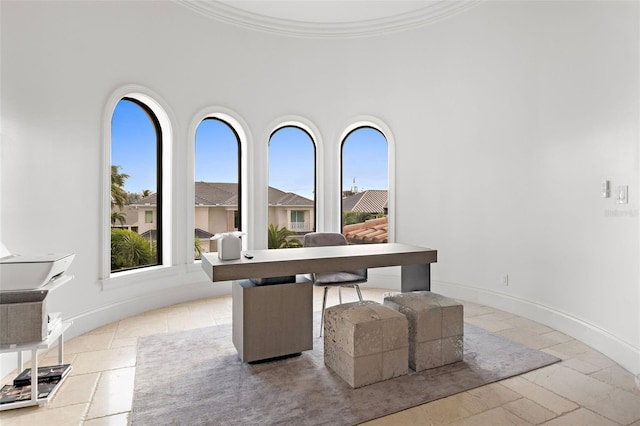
384, 291, 463, 371
324, 301, 408, 388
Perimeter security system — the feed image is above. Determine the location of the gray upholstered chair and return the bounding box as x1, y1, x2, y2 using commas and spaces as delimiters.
303, 232, 367, 336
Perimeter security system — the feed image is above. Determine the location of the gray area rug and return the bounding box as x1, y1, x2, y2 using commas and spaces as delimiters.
131, 319, 559, 426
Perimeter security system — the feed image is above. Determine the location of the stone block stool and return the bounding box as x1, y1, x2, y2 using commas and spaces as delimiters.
324, 301, 408, 388
384, 291, 463, 371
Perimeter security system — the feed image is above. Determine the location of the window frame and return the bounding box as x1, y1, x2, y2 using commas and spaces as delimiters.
111, 97, 163, 272
339, 121, 394, 242
290, 210, 306, 231
194, 117, 243, 259
101, 86, 174, 285
188, 108, 249, 264
268, 124, 317, 235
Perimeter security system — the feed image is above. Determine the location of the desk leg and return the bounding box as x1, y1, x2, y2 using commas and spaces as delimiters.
401, 264, 430, 292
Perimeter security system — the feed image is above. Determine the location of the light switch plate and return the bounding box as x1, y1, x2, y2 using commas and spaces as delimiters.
616, 186, 628, 204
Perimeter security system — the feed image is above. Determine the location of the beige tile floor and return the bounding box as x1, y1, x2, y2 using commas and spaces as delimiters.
1, 287, 639, 425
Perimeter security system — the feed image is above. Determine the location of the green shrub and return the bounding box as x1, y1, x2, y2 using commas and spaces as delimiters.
343, 211, 374, 225
111, 228, 155, 271
267, 224, 302, 249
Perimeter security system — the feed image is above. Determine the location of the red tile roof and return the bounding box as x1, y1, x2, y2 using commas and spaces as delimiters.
343, 216, 388, 244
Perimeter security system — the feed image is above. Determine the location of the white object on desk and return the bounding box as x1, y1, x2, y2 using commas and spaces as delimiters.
210, 232, 245, 260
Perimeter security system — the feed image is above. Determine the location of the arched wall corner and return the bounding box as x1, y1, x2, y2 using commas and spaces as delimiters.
100, 84, 176, 283
186, 107, 253, 257
262, 116, 324, 245
339, 116, 396, 243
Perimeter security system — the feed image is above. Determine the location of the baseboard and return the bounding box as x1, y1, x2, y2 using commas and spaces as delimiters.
432, 280, 640, 376
3, 273, 637, 381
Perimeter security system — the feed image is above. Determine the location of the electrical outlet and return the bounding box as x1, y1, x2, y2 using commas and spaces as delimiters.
501, 274, 509, 286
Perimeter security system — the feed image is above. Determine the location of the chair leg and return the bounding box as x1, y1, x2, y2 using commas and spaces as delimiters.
338, 286, 342, 304
320, 286, 329, 337
355, 284, 363, 301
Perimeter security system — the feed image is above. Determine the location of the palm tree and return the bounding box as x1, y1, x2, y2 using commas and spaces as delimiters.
111, 211, 127, 226
111, 165, 129, 210
194, 236, 203, 260
267, 224, 302, 249
141, 189, 152, 198
111, 228, 154, 271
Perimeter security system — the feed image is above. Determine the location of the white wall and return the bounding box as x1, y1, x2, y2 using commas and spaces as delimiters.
1, 1, 638, 377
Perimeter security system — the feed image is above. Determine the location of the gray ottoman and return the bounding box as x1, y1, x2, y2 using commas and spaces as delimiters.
324, 301, 408, 388
384, 291, 463, 371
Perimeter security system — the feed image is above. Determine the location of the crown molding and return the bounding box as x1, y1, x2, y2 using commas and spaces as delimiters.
175, 0, 482, 39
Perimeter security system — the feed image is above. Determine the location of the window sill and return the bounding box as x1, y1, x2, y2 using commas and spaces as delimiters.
100, 265, 181, 292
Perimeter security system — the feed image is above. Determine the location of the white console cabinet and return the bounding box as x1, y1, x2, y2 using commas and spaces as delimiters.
0, 321, 72, 410
0, 275, 73, 410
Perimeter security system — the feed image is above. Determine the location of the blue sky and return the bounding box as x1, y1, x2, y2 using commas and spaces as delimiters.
341, 127, 388, 193
195, 118, 239, 184
112, 99, 388, 199
111, 99, 158, 194
269, 126, 315, 199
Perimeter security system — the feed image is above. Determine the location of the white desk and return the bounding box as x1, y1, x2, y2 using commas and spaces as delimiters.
201, 242, 437, 292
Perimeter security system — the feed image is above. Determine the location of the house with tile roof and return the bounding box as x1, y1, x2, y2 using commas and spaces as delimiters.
341, 190, 388, 244
112, 182, 314, 254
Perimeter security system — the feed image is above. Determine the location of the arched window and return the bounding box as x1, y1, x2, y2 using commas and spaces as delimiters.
194, 118, 241, 259
341, 126, 389, 244
110, 97, 163, 272
268, 126, 316, 248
